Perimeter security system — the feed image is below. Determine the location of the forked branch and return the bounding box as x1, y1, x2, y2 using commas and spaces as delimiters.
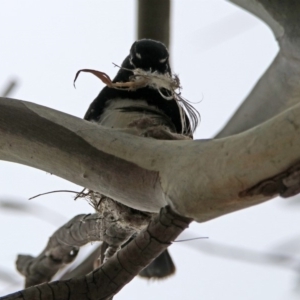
16, 197, 151, 288
1, 206, 192, 300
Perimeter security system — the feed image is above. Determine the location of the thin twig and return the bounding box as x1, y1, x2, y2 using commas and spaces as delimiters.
29, 190, 80, 200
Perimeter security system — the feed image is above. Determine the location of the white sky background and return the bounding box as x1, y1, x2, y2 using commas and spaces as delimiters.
0, 0, 300, 299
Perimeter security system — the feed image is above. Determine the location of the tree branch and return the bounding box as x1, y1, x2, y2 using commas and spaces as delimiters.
1, 206, 192, 300
1, 97, 300, 222
16, 197, 151, 287
228, 0, 283, 37
255, 0, 300, 37
59, 245, 102, 281
218, 0, 300, 137
137, 0, 170, 48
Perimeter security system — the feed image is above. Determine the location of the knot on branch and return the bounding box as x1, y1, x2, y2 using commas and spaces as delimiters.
239, 160, 300, 198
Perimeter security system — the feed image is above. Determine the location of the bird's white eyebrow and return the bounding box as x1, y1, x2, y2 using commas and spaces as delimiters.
159, 57, 168, 63
136, 52, 142, 59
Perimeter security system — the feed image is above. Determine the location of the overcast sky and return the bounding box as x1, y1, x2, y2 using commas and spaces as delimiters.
1, 1, 300, 299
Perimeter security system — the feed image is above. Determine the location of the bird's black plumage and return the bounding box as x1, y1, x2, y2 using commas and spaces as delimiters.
84, 39, 194, 279
84, 39, 191, 135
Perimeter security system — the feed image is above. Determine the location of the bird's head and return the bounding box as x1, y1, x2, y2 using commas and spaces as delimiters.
128, 39, 171, 75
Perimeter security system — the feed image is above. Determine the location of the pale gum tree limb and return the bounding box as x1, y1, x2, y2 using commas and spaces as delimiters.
218, 1, 300, 137
1, 97, 300, 222
1, 1, 300, 298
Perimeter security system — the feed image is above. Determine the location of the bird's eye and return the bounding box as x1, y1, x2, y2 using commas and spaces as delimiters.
159, 57, 168, 63
136, 52, 142, 59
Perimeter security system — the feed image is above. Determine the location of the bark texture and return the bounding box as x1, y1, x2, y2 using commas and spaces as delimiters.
1, 97, 300, 221
16, 198, 151, 287
1, 206, 192, 300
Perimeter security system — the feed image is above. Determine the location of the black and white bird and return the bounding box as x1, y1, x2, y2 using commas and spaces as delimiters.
84, 39, 198, 279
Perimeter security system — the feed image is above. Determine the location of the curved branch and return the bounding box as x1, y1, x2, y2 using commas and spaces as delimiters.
216, 41, 300, 137
228, 0, 283, 37
1, 97, 300, 222
219, 1, 300, 137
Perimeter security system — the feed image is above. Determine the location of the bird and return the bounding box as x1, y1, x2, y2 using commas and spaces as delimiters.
84, 39, 198, 279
